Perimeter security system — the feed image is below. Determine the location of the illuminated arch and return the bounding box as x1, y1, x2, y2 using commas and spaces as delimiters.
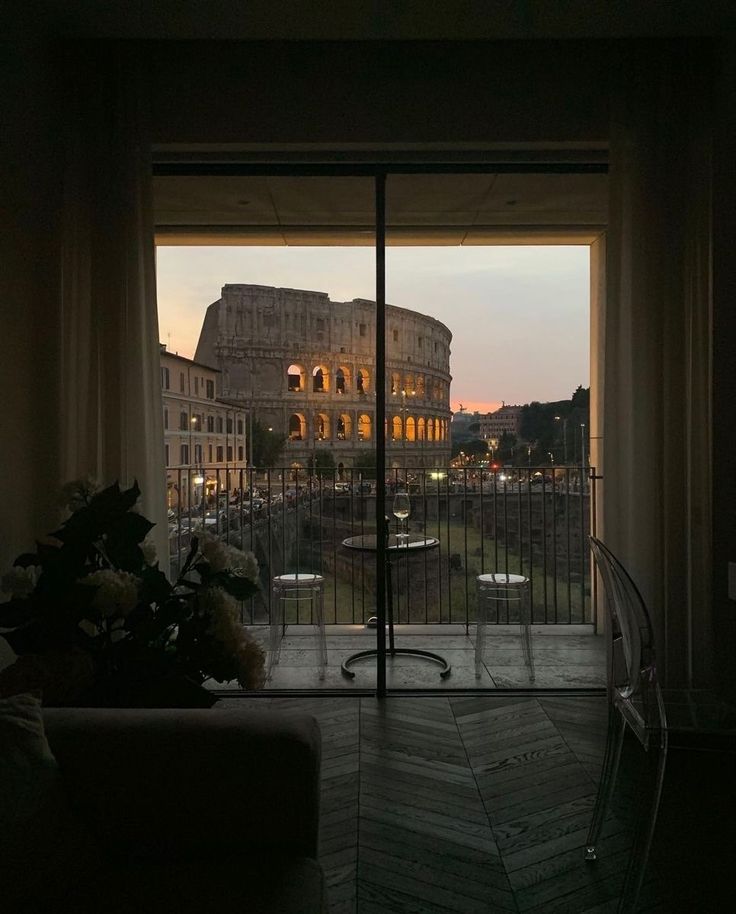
357, 414, 372, 441
335, 366, 350, 394
315, 412, 330, 440
288, 413, 306, 441
312, 364, 330, 392
391, 415, 403, 441
406, 417, 416, 442
287, 363, 306, 392
337, 413, 353, 440
356, 368, 370, 395
417, 417, 426, 441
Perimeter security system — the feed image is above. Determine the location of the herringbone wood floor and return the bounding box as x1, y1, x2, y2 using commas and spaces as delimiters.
221, 695, 676, 913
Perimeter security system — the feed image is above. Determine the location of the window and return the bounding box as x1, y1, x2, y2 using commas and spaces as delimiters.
238, 446, 244, 461
180, 444, 189, 464
237, 419, 243, 434
216, 446, 224, 462
227, 446, 233, 462
194, 376, 199, 396
207, 415, 214, 433
206, 379, 215, 399
359, 323, 367, 337
194, 444, 203, 463
217, 417, 223, 433
165, 444, 169, 466
163, 408, 168, 430
179, 411, 188, 431
208, 444, 213, 462
418, 337, 423, 348
180, 372, 185, 393
160, 366, 170, 389
393, 329, 399, 342
313, 367, 325, 392
227, 417, 233, 434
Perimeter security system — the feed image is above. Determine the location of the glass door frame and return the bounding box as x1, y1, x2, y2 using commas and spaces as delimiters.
153, 160, 607, 697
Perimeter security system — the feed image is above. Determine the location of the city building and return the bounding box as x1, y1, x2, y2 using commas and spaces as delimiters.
194, 284, 453, 470
160, 345, 247, 507
479, 404, 523, 441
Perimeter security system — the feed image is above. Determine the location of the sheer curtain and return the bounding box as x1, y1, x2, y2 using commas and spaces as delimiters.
59, 43, 167, 558
602, 42, 713, 688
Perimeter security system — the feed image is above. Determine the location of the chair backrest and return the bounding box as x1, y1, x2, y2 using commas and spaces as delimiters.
589, 536, 665, 738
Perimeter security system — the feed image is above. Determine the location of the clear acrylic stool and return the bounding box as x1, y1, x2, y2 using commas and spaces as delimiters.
270, 573, 328, 681
475, 573, 535, 681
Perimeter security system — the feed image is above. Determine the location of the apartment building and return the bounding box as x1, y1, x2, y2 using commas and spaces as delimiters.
160, 345, 247, 507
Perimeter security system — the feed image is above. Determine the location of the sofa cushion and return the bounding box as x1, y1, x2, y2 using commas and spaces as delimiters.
0, 693, 101, 913
61, 856, 327, 914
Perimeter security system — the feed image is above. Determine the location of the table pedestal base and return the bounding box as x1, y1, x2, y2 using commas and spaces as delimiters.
341, 648, 452, 679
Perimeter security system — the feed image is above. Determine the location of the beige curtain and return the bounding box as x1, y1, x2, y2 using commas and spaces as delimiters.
602, 41, 713, 688
59, 43, 167, 558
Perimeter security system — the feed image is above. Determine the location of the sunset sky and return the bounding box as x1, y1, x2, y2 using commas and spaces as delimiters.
156, 245, 590, 414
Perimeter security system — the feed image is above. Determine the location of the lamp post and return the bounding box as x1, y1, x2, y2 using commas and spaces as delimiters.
580, 423, 586, 470
554, 415, 568, 465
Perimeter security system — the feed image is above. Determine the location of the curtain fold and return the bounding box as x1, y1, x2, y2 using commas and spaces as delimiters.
603, 41, 713, 688
59, 42, 167, 558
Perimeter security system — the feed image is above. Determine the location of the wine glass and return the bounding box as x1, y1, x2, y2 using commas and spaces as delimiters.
392, 491, 410, 543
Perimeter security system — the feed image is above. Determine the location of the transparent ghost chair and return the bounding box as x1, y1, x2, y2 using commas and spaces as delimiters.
586, 536, 668, 912
270, 573, 328, 681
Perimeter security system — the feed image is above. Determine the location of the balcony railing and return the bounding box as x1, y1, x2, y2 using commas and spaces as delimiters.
167, 465, 597, 628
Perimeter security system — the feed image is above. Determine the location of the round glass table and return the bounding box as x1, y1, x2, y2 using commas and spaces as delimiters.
340, 533, 451, 679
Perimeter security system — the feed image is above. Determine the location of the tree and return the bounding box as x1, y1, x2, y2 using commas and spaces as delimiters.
452, 438, 488, 460
308, 449, 336, 478
352, 451, 377, 479
250, 419, 286, 468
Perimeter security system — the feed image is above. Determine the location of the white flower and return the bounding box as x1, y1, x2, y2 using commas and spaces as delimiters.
198, 533, 230, 573
80, 569, 139, 618
224, 545, 259, 583
199, 586, 265, 689
59, 476, 100, 512
141, 534, 158, 566
1, 565, 41, 598
198, 534, 258, 581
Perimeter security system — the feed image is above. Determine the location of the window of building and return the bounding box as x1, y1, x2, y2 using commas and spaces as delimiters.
194, 444, 203, 463
206, 379, 215, 399
237, 419, 243, 435
313, 367, 325, 392
165, 444, 169, 466
180, 372, 185, 393
208, 444, 213, 462
180, 444, 189, 464
238, 446, 244, 461
392, 329, 399, 342
163, 408, 168, 430
160, 366, 170, 389
359, 323, 367, 337
217, 416, 223, 433
227, 417, 233, 434
207, 415, 214, 433
227, 446, 233, 462
216, 446, 224, 462
194, 376, 199, 396
179, 411, 188, 431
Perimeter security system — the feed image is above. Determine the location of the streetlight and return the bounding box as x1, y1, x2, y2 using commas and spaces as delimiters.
554, 415, 568, 465
580, 423, 586, 470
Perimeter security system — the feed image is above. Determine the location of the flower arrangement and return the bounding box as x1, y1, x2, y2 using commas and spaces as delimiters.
0, 479, 265, 706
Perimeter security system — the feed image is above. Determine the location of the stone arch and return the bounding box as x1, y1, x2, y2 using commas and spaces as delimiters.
406, 416, 416, 442
358, 414, 372, 441
428, 417, 436, 441
390, 371, 401, 395
335, 366, 350, 395
404, 373, 415, 394
416, 374, 425, 397
287, 363, 306, 392
391, 415, 403, 440
417, 416, 426, 441
356, 368, 370, 394
337, 413, 353, 440
315, 412, 330, 440
288, 413, 306, 441
313, 364, 330, 392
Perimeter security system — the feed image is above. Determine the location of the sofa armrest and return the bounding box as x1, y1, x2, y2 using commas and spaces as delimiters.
43, 707, 321, 861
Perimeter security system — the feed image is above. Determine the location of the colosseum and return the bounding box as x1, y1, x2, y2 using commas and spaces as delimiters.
194, 284, 452, 471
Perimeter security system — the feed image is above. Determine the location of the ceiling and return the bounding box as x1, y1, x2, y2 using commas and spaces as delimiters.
25, 1, 735, 40
154, 172, 608, 246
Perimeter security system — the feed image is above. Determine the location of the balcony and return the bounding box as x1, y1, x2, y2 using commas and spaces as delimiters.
167, 465, 604, 691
